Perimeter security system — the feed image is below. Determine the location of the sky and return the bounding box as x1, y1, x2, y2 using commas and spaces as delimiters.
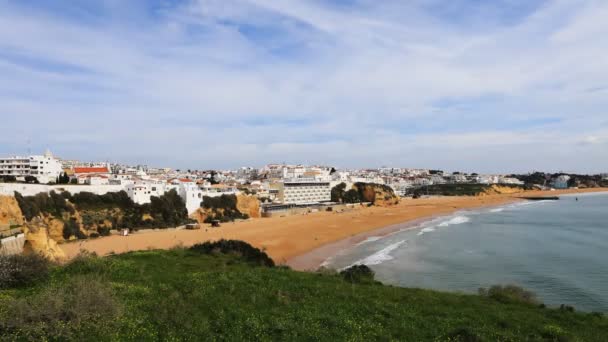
1, 0, 607, 173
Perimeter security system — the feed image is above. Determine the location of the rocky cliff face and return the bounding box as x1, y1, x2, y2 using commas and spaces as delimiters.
481, 185, 524, 196
0, 195, 24, 228
0, 195, 67, 261
190, 194, 260, 224
23, 218, 66, 262
236, 194, 261, 218
354, 183, 400, 206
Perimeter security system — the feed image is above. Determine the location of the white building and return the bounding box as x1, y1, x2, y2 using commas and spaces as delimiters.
276, 178, 331, 204
73, 166, 111, 185
0, 150, 63, 184
126, 181, 166, 205
126, 178, 206, 215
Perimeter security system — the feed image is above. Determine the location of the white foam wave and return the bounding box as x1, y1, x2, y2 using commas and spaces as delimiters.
489, 208, 504, 213
438, 216, 470, 227
347, 240, 407, 267
356, 236, 382, 246
417, 227, 436, 236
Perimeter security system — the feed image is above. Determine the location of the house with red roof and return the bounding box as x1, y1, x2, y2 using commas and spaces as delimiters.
73, 166, 111, 185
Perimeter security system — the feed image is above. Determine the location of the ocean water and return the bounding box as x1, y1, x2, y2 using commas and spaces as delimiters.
323, 192, 608, 312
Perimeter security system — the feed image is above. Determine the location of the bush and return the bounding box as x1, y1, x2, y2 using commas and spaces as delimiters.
445, 327, 482, 342
478, 285, 539, 305
340, 264, 376, 284
0, 175, 17, 183
201, 194, 248, 222
559, 304, 575, 313
24, 175, 39, 184
189, 239, 275, 267
0, 276, 121, 339
0, 254, 51, 289
63, 218, 86, 240
98, 226, 111, 236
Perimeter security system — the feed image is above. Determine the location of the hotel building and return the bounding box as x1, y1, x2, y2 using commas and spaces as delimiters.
0, 150, 63, 184
275, 178, 331, 204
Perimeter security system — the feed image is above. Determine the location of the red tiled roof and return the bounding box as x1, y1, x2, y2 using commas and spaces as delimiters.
74, 167, 109, 174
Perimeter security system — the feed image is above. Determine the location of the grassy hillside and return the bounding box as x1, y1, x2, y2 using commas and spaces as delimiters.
1, 247, 606, 341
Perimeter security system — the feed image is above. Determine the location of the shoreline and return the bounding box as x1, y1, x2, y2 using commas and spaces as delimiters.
285, 199, 521, 271
60, 188, 608, 266
286, 188, 608, 270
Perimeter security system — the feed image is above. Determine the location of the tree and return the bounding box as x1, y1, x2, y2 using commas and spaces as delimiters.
57, 172, 70, 184
24, 176, 39, 184
343, 189, 360, 203
150, 189, 188, 227
330, 183, 346, 202
0, 175, 17, 183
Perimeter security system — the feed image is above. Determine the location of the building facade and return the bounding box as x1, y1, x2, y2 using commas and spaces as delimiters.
0, 151, 63, 184
276, 179, 331, 204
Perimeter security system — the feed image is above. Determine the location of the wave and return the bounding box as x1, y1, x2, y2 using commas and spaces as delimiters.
417, 227, 436, 236
346, 240, 407, 268
489, 208, 504, 213
356, 236, 382, 246
438, 215, 470, 227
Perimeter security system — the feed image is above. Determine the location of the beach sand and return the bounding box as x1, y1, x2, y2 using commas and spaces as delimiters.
60, 188, 608, 269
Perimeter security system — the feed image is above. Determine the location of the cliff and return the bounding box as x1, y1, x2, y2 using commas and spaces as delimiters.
192, 194, 255, 224
22, 218, 66, 262
481, 185, 525, 196
0, 195, 24, 231
354, 183, 400, 206
236, 194, 261, 218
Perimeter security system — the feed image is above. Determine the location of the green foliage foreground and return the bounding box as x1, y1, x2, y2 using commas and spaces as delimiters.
1, 248, 606, 341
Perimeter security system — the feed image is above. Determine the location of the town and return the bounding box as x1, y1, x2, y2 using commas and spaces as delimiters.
1, 150, 607, 218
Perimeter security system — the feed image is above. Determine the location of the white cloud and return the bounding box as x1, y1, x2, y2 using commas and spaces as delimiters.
0, 0, 606, 172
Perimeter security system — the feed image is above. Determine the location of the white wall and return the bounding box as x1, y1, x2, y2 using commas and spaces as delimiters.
0, 183, 126, 197
0, 233, 25, 256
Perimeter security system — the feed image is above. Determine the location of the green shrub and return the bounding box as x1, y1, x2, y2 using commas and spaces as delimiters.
445, 327, 482, 342
540, 324, 571, 342
559, 304, 575, 313
98, 226, 111, 236
478, 285, 539, 305
0, 276, 121, 339
340, 264, 376, 284
201, 194, 248, 222
189, 239, 275, 267
63, 218, 86, 240
0, 254, 51, 289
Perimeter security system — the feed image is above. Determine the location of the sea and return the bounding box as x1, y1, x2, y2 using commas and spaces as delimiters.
323, 192, 608, 312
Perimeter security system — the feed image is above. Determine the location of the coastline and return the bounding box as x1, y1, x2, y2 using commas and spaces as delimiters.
60, 188, 608, 267
285, 188, 608, 270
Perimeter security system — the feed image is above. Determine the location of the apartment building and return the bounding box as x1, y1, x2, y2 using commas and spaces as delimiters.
0, 150, 63, 184
276, 178, 331, 204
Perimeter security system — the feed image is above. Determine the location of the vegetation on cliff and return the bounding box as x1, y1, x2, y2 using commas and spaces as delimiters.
410, 183, 524, 197
331, 182, 399, 205
13, 190, 190, 240
510, 172, 608, 189
1, 243, 605, 341
199, 194, 250, 223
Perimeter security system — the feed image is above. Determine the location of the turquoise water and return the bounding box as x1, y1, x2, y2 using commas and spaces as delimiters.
324, 192, 608, 312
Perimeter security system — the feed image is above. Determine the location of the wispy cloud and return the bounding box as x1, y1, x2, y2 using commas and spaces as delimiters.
0, 0, 607, 173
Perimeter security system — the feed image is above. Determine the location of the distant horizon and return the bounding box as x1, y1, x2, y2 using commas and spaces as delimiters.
1, 1, 607, 173
0, 148, 604, 176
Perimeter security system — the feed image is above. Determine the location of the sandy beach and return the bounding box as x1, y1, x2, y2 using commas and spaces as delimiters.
60, 188, 608, 269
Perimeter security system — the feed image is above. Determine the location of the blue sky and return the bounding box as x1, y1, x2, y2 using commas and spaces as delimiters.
1, 0, 607, 173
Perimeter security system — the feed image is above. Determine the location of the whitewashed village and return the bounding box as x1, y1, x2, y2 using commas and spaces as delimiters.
2, 150, 606, 258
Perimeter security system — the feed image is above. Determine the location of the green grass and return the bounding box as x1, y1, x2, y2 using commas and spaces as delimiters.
1, 249, 607, 341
